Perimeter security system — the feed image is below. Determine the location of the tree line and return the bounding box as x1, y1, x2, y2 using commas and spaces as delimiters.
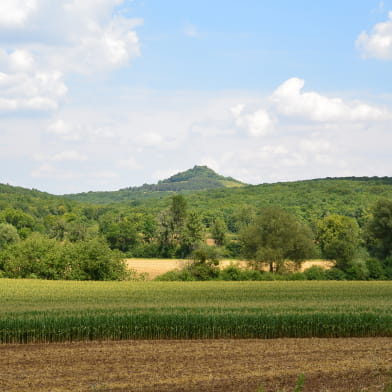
0, 193, 391, 280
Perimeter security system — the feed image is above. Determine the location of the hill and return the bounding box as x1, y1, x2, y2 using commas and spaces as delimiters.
0, 183, 75, 217
62, 173, 392, 227
64, 165, 245, 203
1, 173, 392, 228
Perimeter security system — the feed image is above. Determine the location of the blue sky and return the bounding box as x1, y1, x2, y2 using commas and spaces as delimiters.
0, 0, 392, 193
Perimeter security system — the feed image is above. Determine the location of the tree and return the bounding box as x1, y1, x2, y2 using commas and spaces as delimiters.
0, 208, 36, 238
316, 214, 360, 270
0, 223, 20, 249
181, 210, 205, 255
157, 195, 191, 257
211, 217, 227, 246
169, 195, 187, 234
105, 220, 139, 252
1, 233, 63, 279
0, 234, 127, 280
240, 206, 316, 272
61, 239, 127, 281
232, 205, 257, 232
365, 199, 392, 260
187, 244, 221, 280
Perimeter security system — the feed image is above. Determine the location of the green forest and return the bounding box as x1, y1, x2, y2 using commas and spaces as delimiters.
1, 166, 392, 281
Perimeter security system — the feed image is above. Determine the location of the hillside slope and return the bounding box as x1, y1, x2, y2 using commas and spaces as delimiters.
64, 165, 245, 203
1, 174, 392, 227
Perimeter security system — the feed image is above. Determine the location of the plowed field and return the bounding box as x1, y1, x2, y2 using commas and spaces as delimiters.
1, 338, 391, 391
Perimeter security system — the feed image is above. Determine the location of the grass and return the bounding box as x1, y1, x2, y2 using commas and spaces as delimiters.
0, 280, 391, 343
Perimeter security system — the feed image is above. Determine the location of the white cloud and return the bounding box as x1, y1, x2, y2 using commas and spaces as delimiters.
356, 11, 392, 59
52, 150, 88, 162
117, 157, 142, 170
34, 150, 88, 162
137, 132, 164, 146
0, 49, 67, 111
1, 84, 389, 193
46, 118, 118, 142
261, 145, 288, 155
31, 164, 82, 180
91, 170, 119, 179
231, 104, 275, 136
8, 50, 35, 72
299, 139, 331, 153
271, 77, 389, 122
0, 0, 38, 28
0, 1, 141, 113
48, 16, 142, 74
47, 119, 81, 140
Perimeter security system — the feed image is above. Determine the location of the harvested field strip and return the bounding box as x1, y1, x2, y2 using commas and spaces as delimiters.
0, 280, 391, 343
125, 258, 333, 278
1, 338, 392, 392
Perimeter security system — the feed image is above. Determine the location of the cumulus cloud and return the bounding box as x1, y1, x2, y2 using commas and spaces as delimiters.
47, 119, 82, 140
270, 77, 389, 122
231, 104, 275, 136
0, 72, 67, 111
0, 0, 38, 28
46, 16, 142, 74
0, 0, 141, 112
356, 11, 392, 59
47, 118, 118, 142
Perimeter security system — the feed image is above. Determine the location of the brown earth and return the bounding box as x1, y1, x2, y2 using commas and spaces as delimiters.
126, 259, 334, 279
1, 338, 391, 391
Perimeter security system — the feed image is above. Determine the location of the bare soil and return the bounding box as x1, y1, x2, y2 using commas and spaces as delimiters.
1, 338, 391, 391
126, 259, 334, 279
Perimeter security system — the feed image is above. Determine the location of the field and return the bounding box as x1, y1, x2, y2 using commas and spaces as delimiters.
1, 338, 391, 391
125, 258, 334, 279
1, 279, 392, 391
1, 279, 391, 343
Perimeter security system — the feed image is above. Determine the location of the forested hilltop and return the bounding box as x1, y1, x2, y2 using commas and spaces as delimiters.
1, 169, 392, 281
65, 165, 245, 203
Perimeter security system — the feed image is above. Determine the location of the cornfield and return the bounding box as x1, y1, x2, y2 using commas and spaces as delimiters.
0, 280, 391, 343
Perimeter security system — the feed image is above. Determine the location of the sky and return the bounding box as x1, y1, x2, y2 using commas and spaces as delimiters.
0, 0, 392, 194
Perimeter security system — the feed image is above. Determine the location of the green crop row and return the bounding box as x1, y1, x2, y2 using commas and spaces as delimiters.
0, 311, 391, 343
0, 280, 391, 343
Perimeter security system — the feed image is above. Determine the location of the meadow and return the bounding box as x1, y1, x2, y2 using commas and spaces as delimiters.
1, 279, 391, 343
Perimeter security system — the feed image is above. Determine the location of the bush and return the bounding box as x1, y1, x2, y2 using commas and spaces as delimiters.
366, 258, 386, 280
0, 235, 127, 281
325, 267, 347, 280
154, 269, 196, 281
60, 238, 127, 281
257, 272, 284, 281
219, 265, 265, 281
1, 234, 63, 279
219, 265, 244, 281
285, 272, 307, 281
304, 266, 326, 280
345, 262, 369, 280
384, 257, 392, 280
225, 241, 242, 258
187, 263, 219, 281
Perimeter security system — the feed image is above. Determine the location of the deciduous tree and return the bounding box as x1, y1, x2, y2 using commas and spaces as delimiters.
241, 206, 316, 272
